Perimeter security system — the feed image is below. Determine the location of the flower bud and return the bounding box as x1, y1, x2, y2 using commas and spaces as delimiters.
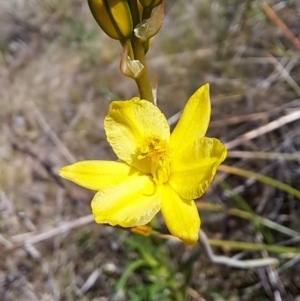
139, 0, 162, 8
88, 0, 133, 40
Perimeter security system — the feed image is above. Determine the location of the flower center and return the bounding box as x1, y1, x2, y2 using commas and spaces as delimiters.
138, 136, 170, 185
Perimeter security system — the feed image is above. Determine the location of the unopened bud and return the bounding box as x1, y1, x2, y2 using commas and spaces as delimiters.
139, 0, 162, 8
88, 0, 133, 40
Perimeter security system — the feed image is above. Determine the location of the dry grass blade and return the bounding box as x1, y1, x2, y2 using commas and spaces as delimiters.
225, 109, 300, 149
10, 215, 94, 249
210, 112, 268, 127
227, 151, 300, 161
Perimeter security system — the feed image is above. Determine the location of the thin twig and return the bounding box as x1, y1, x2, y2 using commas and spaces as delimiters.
261, 3, 300, 51
257, 233, 285, 300
267, 54, 300, 97
30, 100, 76, 163
80, 269, 101, 294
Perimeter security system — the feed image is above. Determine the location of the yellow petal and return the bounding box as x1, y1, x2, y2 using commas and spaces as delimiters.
59, 161, 137, 191
92, 175, 160, 227
104, 98, 170, 172
160, 185, 200, 245
170, 84, 211, 159
169, 137, 227, 199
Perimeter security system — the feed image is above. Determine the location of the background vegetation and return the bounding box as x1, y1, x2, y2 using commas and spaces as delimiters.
0, 0, 300, 300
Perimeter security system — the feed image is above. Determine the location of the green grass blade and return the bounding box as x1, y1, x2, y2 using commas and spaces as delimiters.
218, 165, 300, 199
208, 238, 300, 255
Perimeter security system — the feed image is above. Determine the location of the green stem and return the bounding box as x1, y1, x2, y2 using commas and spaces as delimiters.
131, 36, 154, 103
115, 259, 146, 292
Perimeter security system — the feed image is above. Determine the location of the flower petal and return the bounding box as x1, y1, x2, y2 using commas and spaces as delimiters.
160, 185, 200, 245
104, 98, 170, 172
92, 175, 160, 227
169, 137, 227, 199
170, 84, 211, 159
59, 161, 137, 191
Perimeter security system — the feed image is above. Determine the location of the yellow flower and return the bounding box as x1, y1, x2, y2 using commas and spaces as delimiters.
59, 84, 226, 245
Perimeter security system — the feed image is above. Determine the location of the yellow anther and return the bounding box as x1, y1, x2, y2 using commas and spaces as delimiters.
138, 136, 170, 185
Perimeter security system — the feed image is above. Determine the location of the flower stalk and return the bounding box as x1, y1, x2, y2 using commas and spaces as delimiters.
87, 0, 164, 103
131, 36, 154, 103
59, 1, 228, 245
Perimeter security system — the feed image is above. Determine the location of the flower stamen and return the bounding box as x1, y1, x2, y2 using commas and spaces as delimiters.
138, 136, 170, 185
